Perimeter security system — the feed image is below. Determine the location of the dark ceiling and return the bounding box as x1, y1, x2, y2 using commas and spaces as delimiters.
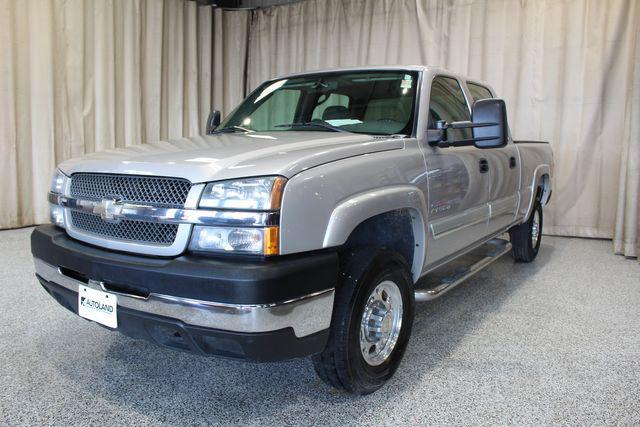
193, 0, 304, 9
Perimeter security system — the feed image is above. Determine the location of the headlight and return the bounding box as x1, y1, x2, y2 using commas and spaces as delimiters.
50, 169, 65, 194
189, 225, 279, 256
199, 176, 286, 210
49, 169, 66, 227
193, 176, 285, 255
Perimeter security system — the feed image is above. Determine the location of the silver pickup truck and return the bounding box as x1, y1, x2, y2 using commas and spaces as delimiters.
32, 66, 552, 394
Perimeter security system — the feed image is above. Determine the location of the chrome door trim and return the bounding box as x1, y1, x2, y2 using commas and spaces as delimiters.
490, 195, 518, 218
429, 204, 490, 239
421, 226, 513, 275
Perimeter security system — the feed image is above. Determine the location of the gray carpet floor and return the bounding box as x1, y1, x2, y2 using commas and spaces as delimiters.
0, 227, 638, 425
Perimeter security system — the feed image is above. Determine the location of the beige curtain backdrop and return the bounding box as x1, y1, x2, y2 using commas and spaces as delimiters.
247, 0, 640, 259
1, 0, 639, 260
0, 0, 248, 228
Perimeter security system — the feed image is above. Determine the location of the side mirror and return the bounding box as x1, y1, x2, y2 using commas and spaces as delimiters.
426, 99, 508, 149
471, 99, 508, 148
206, 110, 221, 134
427, 129, 444, 144
426, 120, 447, 145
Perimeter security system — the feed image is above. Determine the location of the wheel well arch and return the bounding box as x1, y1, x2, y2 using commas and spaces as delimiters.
340, 209, 424, 283
522, 165, 551, 221
538, 173, 551, 205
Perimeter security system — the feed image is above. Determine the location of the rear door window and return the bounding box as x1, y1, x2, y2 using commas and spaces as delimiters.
467, 82, 493, 101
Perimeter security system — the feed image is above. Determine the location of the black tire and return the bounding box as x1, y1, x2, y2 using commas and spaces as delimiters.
509, 196, 543, 262
311, 248, 415, 395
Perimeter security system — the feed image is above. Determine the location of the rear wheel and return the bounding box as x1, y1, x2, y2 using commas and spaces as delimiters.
312, 249, 414, 395
510, 196, 543, 262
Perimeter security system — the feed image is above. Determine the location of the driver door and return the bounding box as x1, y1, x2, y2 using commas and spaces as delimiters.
422, 76, 491, 267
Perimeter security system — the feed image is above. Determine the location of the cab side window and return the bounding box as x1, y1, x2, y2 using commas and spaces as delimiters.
467, 82, 493, 101
429, 76, 471, 139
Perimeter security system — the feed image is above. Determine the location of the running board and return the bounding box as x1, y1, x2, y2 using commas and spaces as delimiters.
414, 238, 512, 302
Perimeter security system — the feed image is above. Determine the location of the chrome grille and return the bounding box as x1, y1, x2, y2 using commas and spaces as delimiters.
70, 173, 191, 208
68, 173, 191, 247
70, 211, 179, 245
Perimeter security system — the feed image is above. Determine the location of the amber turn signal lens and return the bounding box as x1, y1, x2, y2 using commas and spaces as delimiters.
269, 177, 287, 210
263, 226, 279, 256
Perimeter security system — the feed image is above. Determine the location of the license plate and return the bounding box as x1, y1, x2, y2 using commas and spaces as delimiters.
78, 285, 118, 328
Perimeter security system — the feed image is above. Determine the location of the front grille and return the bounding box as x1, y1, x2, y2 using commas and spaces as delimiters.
68, 173, 191, 247
70, 211, 179, 245
70, 173, 191, 208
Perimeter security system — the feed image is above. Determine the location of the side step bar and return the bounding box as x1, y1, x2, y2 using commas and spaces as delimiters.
415, 238, 512, 302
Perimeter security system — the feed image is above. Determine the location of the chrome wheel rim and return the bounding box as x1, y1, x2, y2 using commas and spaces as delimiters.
531, 210, 540, 247
359, 280, 403, 366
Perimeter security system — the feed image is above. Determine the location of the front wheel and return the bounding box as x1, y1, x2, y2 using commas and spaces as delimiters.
312, 249, 415, 395
509, 197, 543, 262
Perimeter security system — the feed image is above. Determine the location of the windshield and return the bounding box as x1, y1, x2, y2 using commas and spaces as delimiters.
218, 70, 419, 136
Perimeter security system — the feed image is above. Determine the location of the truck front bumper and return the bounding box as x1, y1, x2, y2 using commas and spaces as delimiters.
31, 225, 337, 362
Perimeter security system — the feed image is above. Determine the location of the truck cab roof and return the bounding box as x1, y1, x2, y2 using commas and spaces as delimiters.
271, 65, 494, 91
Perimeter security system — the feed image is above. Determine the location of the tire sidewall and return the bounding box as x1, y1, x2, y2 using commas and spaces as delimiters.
529, 201, 543, 256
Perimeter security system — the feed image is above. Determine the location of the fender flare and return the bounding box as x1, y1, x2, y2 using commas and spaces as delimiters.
521, 164, 551, 222
322, 185, 427, 282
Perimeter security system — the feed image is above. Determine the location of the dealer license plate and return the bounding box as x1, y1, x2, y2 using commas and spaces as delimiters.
78, 285, 118, 329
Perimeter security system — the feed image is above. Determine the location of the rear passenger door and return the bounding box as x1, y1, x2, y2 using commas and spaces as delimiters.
466, 82, 520, 234
423, 76, 490, 267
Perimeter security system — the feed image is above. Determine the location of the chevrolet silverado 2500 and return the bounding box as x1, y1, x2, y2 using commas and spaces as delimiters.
32, 66, 552, 394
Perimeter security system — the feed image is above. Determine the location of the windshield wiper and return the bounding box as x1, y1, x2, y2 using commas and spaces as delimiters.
275, 122, 350, 133
213, 125, 253, 134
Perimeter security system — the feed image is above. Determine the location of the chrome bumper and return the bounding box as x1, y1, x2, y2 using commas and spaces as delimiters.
34, 258, 334, 338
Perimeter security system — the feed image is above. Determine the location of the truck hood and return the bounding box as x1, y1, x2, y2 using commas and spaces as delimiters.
59, 131, 404, 183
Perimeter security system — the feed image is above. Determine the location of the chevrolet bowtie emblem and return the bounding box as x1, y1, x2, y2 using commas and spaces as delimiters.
93, 197, 124, 223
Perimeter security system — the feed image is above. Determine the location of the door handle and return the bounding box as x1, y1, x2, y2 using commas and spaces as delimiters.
509, 156, 517, 168
479, 159, 489, 174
